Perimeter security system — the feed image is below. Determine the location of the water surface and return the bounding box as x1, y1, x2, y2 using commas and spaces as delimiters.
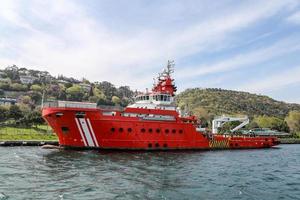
0, 145, 299, 200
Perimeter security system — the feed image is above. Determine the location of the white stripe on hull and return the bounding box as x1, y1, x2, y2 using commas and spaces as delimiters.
75, 118, 87, 146
87, 118, 99, 147
79, 118, 95, 147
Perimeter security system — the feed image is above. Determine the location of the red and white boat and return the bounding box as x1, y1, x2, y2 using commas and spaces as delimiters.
42, 61, 279, 150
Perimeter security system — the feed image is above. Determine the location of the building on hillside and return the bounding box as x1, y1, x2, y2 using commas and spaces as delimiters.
0, 98, 17, 106
36, 71, 52, 83
19, 75, 37, 84
79, 83, 92, 92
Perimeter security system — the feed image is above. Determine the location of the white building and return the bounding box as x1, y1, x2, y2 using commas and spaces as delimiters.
79, 83, 92, 92
19, 75, 37, 84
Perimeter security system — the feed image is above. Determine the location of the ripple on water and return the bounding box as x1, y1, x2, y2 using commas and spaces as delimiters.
0, 145, 300, 200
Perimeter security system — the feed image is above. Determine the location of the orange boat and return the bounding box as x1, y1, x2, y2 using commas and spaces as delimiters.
42, 61, 279, 150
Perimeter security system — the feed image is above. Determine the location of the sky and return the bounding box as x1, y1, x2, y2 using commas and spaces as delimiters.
0, 0, 300, 103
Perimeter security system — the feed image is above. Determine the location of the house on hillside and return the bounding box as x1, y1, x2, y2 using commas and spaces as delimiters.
79, 83, 92, 92
19, 75, 37, 84
0, 97, 17, 106
38, 71, 52, 83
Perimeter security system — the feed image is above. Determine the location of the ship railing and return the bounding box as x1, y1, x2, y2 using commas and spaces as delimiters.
97, 105, 125, 111
42, 101, 97, 109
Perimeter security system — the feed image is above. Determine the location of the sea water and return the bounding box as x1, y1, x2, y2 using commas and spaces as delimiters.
0, 145, 299, 200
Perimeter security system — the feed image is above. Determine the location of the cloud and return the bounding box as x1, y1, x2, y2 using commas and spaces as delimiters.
238, 66, 300, 93
287, 11, 300, 24
0, 0, 299, 93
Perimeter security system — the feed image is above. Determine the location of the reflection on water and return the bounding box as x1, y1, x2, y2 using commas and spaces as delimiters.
0, 145, 299, 200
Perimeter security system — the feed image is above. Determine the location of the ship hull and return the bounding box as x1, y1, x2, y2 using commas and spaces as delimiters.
42, 107, 279, 150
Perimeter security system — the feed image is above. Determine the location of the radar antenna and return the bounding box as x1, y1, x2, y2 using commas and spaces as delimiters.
165, 60, 175, 76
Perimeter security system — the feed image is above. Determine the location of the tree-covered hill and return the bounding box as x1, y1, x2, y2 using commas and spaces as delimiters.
176, 88, 300, 119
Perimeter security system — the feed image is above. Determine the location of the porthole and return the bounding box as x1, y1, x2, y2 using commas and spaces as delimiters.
141, 128, 146, 133
128, 128, 132, 132
119, 128, 123, 132
148, 143, 152, 148
155, 143, 160, 148
111, 127, 115, 132
156, 128, 160, 133
61, 127, 69, 134
179, 129, 183, 134
172, 129, 176, 134
165, 129, 169, 134
149, 128, 153, 133
235, 143, 239, 147
163, 144, 168, 148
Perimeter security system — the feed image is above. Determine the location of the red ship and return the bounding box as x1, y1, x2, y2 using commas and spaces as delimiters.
42, 61, 279, 150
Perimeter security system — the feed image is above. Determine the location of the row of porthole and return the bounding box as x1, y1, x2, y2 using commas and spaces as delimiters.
110, 127, 184, 134
148, 143, 168, 148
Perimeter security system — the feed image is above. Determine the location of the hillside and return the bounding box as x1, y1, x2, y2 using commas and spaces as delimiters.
176, 88, 300, 119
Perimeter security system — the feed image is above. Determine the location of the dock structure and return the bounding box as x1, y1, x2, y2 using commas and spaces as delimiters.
0, 141, 58, 146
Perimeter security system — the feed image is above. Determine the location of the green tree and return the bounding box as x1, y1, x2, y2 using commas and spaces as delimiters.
30, 84, 42, 92
11, 83, 27, 91
66, 85, 84, 101
112, 96, 121, 105
9, 105, 23, 120
254, 116, 289, 132
0, 105, 9, 122
285, 111, 300, 135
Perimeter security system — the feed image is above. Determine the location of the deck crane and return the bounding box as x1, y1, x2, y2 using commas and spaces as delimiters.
212, 115, 249, 134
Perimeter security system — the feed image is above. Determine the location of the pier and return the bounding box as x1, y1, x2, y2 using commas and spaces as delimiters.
0, 140, 58, 146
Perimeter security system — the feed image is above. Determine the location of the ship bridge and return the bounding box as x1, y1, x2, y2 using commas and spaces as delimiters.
128, 60, 177, 111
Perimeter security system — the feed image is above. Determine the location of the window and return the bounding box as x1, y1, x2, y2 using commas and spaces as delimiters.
156, 128, 160, 133
111, 128, 115, 132
172, 129, 176, 134
165, 129, 169, 134
155, 143, 160, 148
61, 127, 69, 133
141, 128, 146, 133
179, 129, 183, 134
160, 95, 163, 101
163, 95, 167, 101
149, 128, 153, 133
128, 128, 132, 133
119, 128, 123, 132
